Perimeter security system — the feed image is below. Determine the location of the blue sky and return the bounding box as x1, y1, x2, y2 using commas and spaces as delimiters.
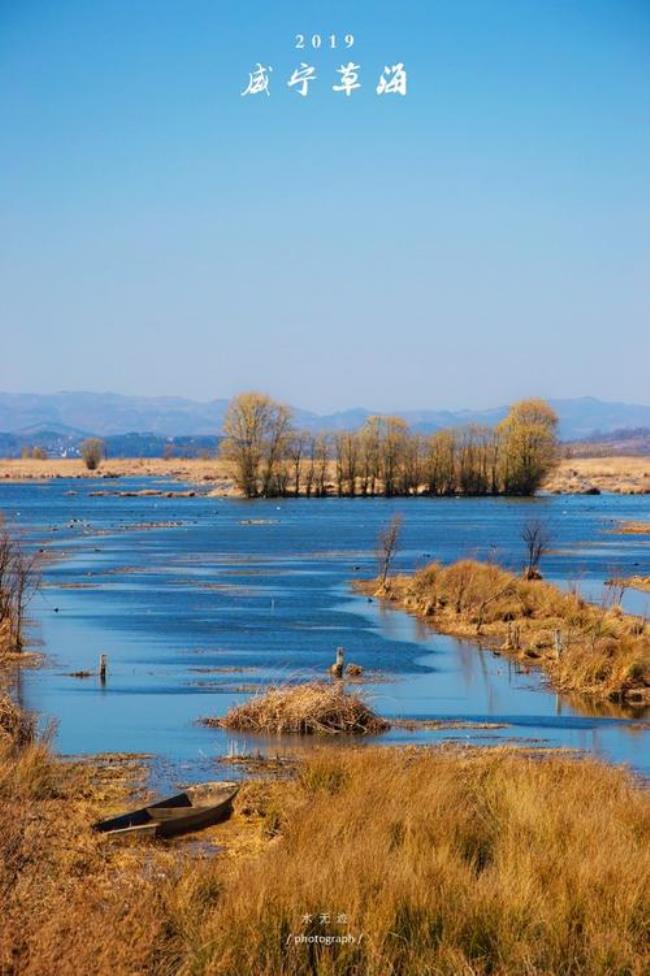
1, 0, 649, 411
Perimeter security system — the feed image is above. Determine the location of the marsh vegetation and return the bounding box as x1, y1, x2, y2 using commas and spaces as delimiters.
205, 681, 389, 736
376, 556, 650, 704
1, 701, 649, 976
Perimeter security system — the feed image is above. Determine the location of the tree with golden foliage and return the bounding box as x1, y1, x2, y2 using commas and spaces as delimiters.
497, 398, 559, 495
220, 392, 292, 497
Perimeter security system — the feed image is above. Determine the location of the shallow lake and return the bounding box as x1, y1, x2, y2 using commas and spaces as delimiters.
2, 479, 649, 788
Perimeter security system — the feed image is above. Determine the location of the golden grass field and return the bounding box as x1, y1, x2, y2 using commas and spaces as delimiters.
2, 682, 650, 976
545, 455, 650, 494
0, 455, 236, 487
1, 454, 650, 494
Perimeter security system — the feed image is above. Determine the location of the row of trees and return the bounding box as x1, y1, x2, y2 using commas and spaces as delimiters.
220, 393, 559, 499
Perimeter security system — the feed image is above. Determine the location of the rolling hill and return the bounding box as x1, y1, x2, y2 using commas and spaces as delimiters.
1, 392, 649, 457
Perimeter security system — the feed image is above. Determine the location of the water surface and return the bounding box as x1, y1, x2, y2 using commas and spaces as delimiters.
2, 479, 649, 787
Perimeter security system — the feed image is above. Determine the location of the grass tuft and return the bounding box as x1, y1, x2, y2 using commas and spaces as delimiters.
0, 693, 35, 749
205, 681, 390, 736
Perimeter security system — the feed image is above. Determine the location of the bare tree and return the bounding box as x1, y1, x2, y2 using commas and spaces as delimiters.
378, 515, 402, 587
0, 520, 40, 652
287, 430, 308, 497
313, 434, 330, 497
603, 568, 627, 609
80, 438, 105, 471
303, 434, 317, 498
334, 432, 346, 497
343, 431, 359, 496
522, 519, 551, 580
359, 416, 381, 496
9, 550, 39, 651
380, 417, 409, 497
0, 528, 13, 629
260, 402, 292, 497
220, 392, 292, 498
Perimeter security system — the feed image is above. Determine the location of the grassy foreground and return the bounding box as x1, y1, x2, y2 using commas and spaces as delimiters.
370, 559, 650, 705
2, 686, 650, 976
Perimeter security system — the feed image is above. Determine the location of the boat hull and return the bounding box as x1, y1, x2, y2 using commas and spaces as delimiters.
93, 782, 239, 838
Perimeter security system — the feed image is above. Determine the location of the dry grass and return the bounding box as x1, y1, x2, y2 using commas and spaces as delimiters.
0, 691, 170, 976
0, 456, 238, 491
544, 456, 650, 494
0, 618, 12, 656
374, 559, 650, 704
627, 576, 650, 593
180, 747, 650, 976
4, 454, 650, 496
206, 681, 389, 735
1, 687, 650, 976
0, 694, 35, 748
613, 521, 650, 535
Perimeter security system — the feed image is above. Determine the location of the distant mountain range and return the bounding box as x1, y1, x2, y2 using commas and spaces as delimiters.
1, 392, 650, 457
0, 428, 221, 460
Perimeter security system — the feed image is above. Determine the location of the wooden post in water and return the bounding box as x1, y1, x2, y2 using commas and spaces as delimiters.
330, 646, 344, 679
99, 654, 108, 684
554, 629, 563, 659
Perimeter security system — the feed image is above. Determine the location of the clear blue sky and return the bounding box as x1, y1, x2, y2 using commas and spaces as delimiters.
1, 0, 648, 411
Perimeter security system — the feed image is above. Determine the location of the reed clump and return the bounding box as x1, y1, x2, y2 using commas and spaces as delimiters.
0, 693, 35, 749
207, 681, 389, 735
625, 575, 650, 593
377, 559, 650, 704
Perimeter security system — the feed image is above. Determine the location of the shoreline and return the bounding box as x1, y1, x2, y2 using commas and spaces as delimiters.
1, 454, 650, 494
358, 562, 650, 707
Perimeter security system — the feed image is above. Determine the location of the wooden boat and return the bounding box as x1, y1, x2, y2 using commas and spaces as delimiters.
93, 781, 239, 839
